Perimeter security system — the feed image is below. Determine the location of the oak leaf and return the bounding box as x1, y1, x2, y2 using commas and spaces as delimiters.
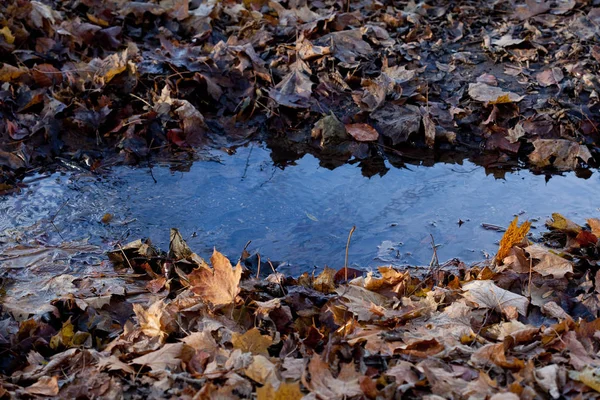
302, 356, 363, 399
188, 249, 242, 308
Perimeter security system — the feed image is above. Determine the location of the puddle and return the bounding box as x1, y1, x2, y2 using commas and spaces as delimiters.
2, 144, 600, 276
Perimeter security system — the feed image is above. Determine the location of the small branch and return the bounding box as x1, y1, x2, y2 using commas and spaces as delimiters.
344, 226, 356, 282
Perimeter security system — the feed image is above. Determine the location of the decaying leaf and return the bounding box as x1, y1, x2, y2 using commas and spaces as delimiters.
462, 280, 529, 315
269, 60, 313, 109
188, 249, 242, 307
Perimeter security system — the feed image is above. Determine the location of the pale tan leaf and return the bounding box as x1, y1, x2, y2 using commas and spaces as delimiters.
468, 82, 524, 103
462, 280, 529, 315
525, 245, 573, 278
25, 376, 59, 396
188, 249, 242, 307
130, 343, 185, 371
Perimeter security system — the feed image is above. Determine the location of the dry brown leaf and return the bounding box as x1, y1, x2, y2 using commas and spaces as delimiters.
496, 217, 531, 263
302, 356, 363, 399
97, 354, 135, 374
130, 343, 186, 371
244, 354, 279, 386
588, 218, 600, 236
25, 376, 59, 396
231, 328, 273, 356
188, 249, 242, 308
268, 60, 313, 109
0, 63, 28, 82
257, 382, 303, 400
525, 245, 573, 278
536, 68, 564, 87
462, 280, 529, 315
312, 266, 336, 293
468, 82, 524, 104
529, 139, 592, 171
133, 300, 176, 341
345, 123, 379, 142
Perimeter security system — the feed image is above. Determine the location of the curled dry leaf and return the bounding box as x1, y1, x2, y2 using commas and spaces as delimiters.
188, 249, 242, 308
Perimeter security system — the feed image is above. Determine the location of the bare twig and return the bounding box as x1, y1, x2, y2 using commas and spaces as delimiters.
344, 226, 356, 282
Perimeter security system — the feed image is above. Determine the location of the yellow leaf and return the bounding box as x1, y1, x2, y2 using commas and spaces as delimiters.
496, 217, 531, 263
231, 327, 273, 356
257, 382, 304, 400
0, 26, 15, 44
0, 63, 28, 82
547, 213, 581, 234
50, 319, 75, 349
570, 367, 600, 392
491, 93, 511, 104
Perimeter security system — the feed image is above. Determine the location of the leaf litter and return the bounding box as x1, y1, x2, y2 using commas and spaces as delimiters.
0, 216, 600, 397
1, 0, 600, 190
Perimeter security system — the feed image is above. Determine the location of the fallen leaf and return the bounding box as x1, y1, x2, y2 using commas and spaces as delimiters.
547, 213, 582, 234
345, 123, 379, 142
269, 60, 313, 109
188, 249, 242, 308
529, 139, 592, 171
302, 356, 363, 399
131, 343, 186, 371
497, 217, 531, 263
570, 367, 600, 392
25, 376, 59, 396
525, 245, 573, 278
462, 280, 529, 315
133, 300, 177, 341
257, 382, 303, 400
468, 82, 524, 104
0, 63, 28, 82
231, 328, 273, 356
536, 68, 564, 87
